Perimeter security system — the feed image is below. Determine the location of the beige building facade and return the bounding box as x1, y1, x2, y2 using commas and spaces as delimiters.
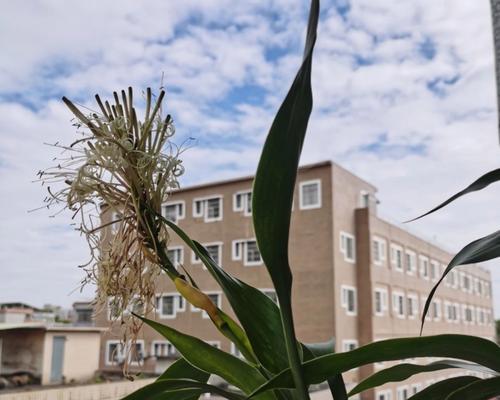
96, 161, 495, 400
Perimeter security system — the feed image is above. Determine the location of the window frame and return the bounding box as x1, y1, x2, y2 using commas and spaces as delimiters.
390, 243, 403, 272
299, 179, 322, 210
372, 236, 387, 266
162, 200, 185, 223
156, 292, 185, 319
405, 250, 416, 275
192, 242, 223, 266
233, 190, 252, 216
392, 290, 405, 319
167, 246, 184, 269
374, 287, 388, 316
341, 285, 357, 316
192, 195, 223, 222
340, 231, 356, 263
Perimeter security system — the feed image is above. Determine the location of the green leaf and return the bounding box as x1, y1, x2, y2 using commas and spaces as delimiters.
407, 376, 480, 400
249, 334, 500, 396
421, 229, 500, 332
121, 378, 244, 400
407, 168, 500, 222
252, 0, 319, 398
157, 357, 209, 383
137, 315, 275, 400
446, 376, 500, 400
348, 359, 493, 396
161, 216, 288, 373
303, 340, 347, 400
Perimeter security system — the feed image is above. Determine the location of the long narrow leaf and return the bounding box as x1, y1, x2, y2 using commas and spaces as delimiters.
407, 376, 480, 400
407, 168, 500, 222
158, 357, 209, 383
122, 378, 245, 400
348, 359, 495, 396
161, 216, 288, 373
249, 335, 500, 396
303, 340, 347, 400
446, 376, 500, 400
137, 315, 276, 400
252, 0, 319, 398
421, 229, 500, 332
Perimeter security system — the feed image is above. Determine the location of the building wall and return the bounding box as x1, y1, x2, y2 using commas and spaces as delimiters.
0, 330, 45, 377
95, 160, 496, 400
41, 331, 101, 385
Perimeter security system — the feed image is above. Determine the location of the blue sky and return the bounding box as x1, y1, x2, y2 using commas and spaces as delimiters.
1, 0, 500, 317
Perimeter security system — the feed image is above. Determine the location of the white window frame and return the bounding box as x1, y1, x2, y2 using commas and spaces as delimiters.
105, 340, 125, 366
430, 260, 440, 282
167, 246, 184, 269
432, 298, 441, 321
419, 255, 429, 280
192, 195, 223, 222
392, 291, 405, 319
192, 242, 223, 266
341, 285, 357, 316
151, 340, 176, 358
105, 340, 144, 366
162, 200, 185, 223
232, 239, 262, 266
340, 231, 356, 263
342, 339, 358, 352
233, 190, 252, 216
372, 236, 386, 266
156, 293, 185, 319
299, 179, 322, 210
411, 383, 422, 394
407, 293, 418, 320
374, 287, 388, 316
405, 250, 416, 275
396, 386, 409, 400
390, 244, 403, 272
376, 390, 393, 400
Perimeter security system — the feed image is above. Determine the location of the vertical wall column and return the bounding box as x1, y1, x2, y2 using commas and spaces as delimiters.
354, 208, 375, 400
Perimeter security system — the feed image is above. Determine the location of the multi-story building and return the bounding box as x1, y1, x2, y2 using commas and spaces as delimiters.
95, 160, 495, 400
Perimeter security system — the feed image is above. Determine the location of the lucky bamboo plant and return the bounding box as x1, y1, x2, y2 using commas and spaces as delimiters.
43, 0, 500, 399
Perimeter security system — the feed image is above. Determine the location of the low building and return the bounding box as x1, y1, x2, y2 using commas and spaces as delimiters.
71, 302, 94, 327
0, 323, 102, 386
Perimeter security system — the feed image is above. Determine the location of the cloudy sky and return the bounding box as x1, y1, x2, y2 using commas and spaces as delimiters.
1, 0, 500, 317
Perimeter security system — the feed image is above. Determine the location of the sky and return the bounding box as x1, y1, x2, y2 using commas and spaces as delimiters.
1, 0, 500, 317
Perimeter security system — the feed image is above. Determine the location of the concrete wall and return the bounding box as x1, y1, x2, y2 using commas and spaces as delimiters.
0, 330, 45, 377
0, 378, 154, 400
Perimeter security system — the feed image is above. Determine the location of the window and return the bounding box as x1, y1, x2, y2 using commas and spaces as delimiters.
192, 242, 222, 265
432, 299, 441, 321
376, 390, 392, 400
390, 244, 403, 272
405, 250, 416, 275
374, 288, 388, 316
151, 341, 177, 358
477, 307, 485, 325
167, 247, 183, 268
341, 286, 357, 315
396, 387, 409, 400
430, 260, 440, 281
360, 190, 370, 208
106, 340, 144, 366
392, 291, 405, 318
233, 190, 252, 215
193, 196, 223, 222
445, 301, 459, 323
162, 201, 185, 223
419, 256, 429, 280
106, 341, 125, 365
342, 340, 358, 352
340, 232, 356, 263
372, 237, 386, 266
299, 179, 321, 209
232, 239, 262, 266
156, 294, 185, 318
475, 278, 483, 296
463, 305, 474, 324
407, 294, 418, 319
411, 384, 422, 394
461, 273, 472, 293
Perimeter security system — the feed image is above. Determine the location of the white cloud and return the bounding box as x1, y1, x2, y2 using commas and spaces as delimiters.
1, 0, 500, 319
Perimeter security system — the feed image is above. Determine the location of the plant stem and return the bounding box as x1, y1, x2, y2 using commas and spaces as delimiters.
280, 296, 310, 400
